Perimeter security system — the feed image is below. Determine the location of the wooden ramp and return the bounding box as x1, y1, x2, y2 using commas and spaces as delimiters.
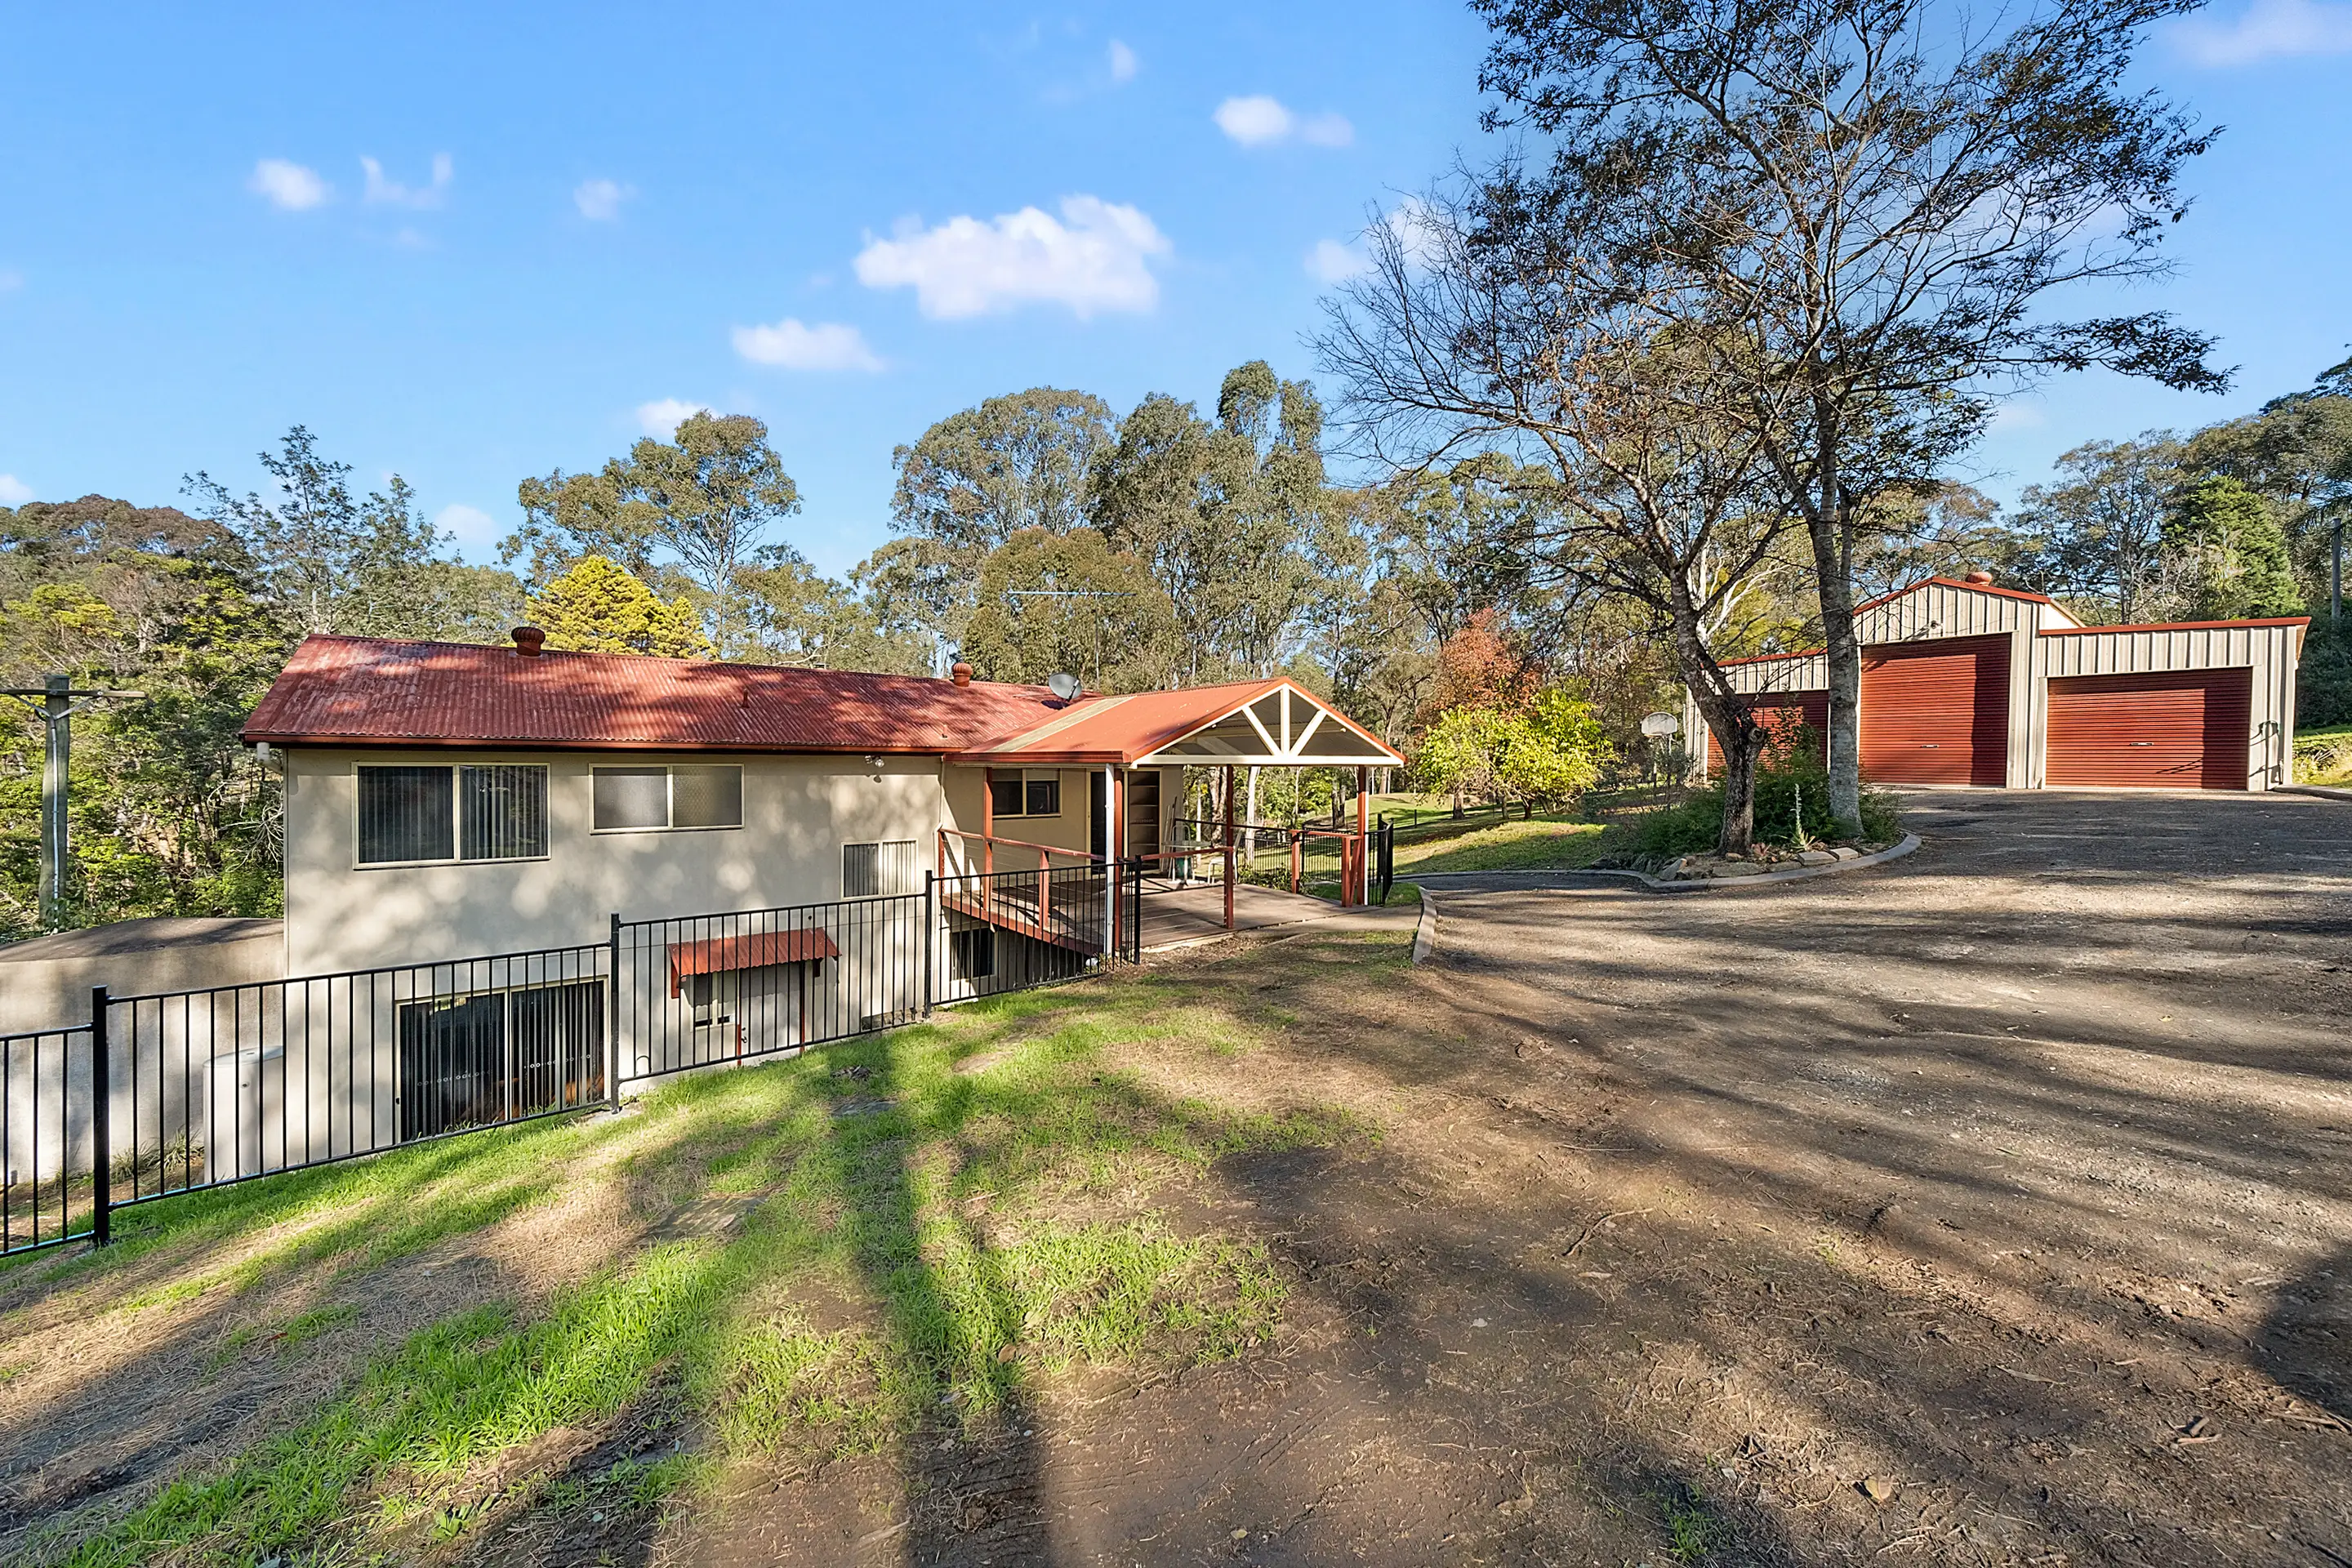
1138, 883, 1388, 951
941, 882, 1107, 955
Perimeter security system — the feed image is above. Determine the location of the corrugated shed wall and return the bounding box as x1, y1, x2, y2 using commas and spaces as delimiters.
2030, 622, 2298, 790
1686, 585, 2301, 790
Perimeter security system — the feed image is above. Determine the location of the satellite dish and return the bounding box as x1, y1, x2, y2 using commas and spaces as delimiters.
1640, 711, 1681, 737
1047, 671, 1082, 702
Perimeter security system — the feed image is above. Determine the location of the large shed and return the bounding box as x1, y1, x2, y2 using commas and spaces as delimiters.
1685, 575, 2307, 791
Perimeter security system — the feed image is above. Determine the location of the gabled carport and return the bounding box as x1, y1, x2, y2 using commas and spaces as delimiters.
946, 678, 1405, 947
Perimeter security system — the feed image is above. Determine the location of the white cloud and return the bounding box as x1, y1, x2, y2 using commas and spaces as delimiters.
1989, 402, 2047, 431
1298, 112, 1354, 148
853, 196, 1170, 319
363, 153, 454, 208
1304, 238, 1372, 283
574, 177, 631, 221
635, 398, 713, 437
2172, 0, 2352, 62
0, 474, 32, 506
731, 318, 885, 371
434, 503, 496, 539
1214, 96, 1353, 149
250, 158, 329, 210
1107, 39, 1138, 82
1214, 95, 1293, 145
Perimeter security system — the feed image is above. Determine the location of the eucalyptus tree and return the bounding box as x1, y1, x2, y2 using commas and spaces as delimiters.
511, 412, 801, 655
1475, 0, 2231, 829
883, 387, 1117, 647
1319, 190, 1793, 853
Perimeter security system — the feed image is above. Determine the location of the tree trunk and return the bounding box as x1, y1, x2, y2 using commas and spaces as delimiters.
1801, 412, 1865, 834
1666, 581, 1763, 855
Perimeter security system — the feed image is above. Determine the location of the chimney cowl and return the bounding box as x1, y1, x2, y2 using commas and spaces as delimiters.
1962, 569, 1995, 586
511, 626, 547, 657
950, 662, 973, 687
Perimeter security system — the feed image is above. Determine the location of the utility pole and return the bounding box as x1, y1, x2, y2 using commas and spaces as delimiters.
2, 675, 144, 929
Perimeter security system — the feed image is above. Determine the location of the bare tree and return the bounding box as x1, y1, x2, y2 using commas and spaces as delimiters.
1319, 189, 1793, 853
1477, 0, 2230, 827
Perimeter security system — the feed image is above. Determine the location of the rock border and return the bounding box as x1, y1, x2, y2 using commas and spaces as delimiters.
1408, 832, 1921, 895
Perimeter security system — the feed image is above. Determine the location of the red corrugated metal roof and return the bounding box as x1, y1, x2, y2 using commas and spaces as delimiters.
949, 678, 1405, 766
668, 929, 840, 994
242, 635, 1066, 753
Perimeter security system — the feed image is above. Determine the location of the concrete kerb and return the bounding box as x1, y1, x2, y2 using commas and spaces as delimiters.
2277, 784, 2352, 803
1407, 832, 1922, 896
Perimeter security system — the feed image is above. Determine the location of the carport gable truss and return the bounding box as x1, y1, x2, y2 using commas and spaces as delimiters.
951, 678, 1404, 769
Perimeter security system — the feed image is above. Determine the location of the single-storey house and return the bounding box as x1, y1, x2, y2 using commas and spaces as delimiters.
1685, 574, 2308, 791
242, 630, 1402, 978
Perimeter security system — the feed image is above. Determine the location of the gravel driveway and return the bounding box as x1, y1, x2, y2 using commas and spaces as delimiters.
1410, 786, 2352, 1563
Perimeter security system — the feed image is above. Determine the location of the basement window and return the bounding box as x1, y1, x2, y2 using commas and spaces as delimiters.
591, 764, 744, 832
358, 764, 548, 866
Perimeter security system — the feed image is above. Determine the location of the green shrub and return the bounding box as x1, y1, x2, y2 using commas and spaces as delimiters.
2297, 623, 2352, 729
1638, 729, 1901, 853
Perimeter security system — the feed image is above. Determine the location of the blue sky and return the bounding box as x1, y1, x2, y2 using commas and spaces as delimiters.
1, 1, 2347, 577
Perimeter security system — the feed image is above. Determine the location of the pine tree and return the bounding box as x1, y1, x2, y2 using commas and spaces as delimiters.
2165, 477, 2305, 620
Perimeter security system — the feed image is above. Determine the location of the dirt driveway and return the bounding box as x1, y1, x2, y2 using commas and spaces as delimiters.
707, 788, 2352, 1567
9, 791, 2347, 1567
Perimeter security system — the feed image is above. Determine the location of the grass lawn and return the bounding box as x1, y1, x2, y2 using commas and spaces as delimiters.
0, 942, 1392, 1566
1241, 813, 1619, 898
2296, 720, 2352, 786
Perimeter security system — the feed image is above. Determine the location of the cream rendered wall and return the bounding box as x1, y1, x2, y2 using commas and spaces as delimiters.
284, 749, 953, 975
938, 765, 1098, 875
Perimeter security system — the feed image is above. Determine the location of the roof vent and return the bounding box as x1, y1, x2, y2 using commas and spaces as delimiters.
511, 626, 547, 657
1962, 570, 1994, 586
950, 662, 973, 688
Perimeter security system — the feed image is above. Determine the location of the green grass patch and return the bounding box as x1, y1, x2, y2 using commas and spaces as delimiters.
2296, 720, 2352, 786
25, 936, 1392, 1565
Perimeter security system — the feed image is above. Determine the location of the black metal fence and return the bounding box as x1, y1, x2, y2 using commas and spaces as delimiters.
613, 888, 929, 1084
2, 1023, 98, 1254
2, 867, 1151, 1258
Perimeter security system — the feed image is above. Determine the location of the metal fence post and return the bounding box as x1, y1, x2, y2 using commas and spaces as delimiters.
89, 985, 110, 1247
607, 914, 622, 1111
922, 872, 936, 1018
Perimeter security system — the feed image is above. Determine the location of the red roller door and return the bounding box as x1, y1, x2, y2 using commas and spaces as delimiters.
2045, 669, 2252, 790
1705, 691, 1829, 771
1860, 635, 2010, 785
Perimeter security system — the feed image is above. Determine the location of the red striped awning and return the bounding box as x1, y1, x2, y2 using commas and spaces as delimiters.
667, 929, 840, 996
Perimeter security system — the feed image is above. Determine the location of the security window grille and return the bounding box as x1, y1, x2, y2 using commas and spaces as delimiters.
671, 764, 744, 829
359, 767, 454, 864
592, 764, 744, 831
359, 765, 546, 866
843, 840, 919, 898
987, 770, 1061, 818
460, 765, 549, 860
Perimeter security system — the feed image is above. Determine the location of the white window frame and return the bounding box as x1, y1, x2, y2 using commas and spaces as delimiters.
589, 764, 746, 834
842, 839, 921, 898
354, 763, 550, 870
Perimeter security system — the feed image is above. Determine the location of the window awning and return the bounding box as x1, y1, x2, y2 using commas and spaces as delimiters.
947, 679, 1403, 768
667, 929, 840, 996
